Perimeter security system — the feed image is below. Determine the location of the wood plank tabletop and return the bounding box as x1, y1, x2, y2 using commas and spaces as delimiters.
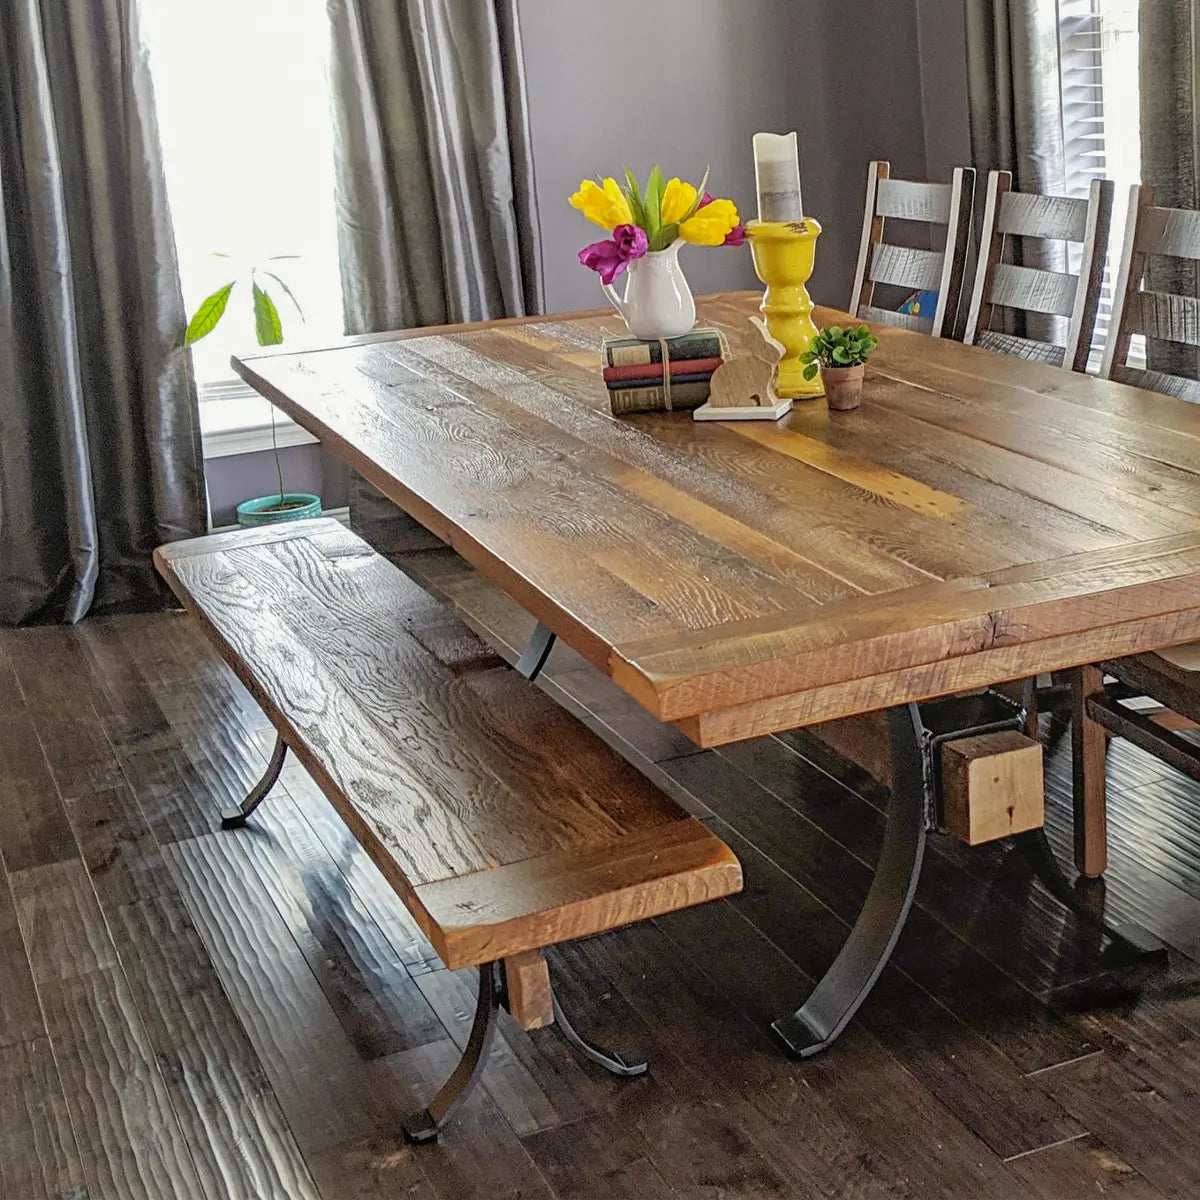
233, 292, 1200, 746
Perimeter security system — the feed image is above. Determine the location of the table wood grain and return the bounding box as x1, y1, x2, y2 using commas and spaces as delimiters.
234, 292, 1200, 746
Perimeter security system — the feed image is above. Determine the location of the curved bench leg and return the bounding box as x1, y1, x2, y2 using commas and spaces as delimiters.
403, 963, 501, 1144
551, 989, 648, 1077
515, 622, 556, 681
772, 703, 928, 1058
220, 735, 287, 829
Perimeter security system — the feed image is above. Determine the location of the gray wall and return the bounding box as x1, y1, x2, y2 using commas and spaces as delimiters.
519, 0, 932, 311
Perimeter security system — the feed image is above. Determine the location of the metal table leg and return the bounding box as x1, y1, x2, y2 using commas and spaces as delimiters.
515, 622, 556, 681
772, 703, 928, 1058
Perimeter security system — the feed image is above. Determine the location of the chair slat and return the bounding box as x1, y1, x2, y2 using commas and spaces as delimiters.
1111, 362, 1200, 403
987, 263, 1079, 318
996, 191, 1090, 242
858, 304, 934, 334
974, 330, 1066, 366
1133, 206, 1200, 259
868, 244, 945, 291
1125, 290, 1200, 348
875, 177, 952, 223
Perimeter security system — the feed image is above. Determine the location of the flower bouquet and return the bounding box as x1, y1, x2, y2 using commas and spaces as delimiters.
571, 167, 742, 340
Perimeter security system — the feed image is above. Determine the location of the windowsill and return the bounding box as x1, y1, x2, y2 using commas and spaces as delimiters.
199, 379, 319, 459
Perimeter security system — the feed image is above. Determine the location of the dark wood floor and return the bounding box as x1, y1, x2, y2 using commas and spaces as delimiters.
6, 556, 1200, 1198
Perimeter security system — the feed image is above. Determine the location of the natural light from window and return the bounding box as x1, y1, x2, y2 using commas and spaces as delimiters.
143, 0, 344, 398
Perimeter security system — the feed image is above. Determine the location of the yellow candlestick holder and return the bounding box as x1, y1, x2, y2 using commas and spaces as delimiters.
745, 217, 824, 399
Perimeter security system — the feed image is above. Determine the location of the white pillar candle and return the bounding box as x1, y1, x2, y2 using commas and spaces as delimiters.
753, 131, 803, 222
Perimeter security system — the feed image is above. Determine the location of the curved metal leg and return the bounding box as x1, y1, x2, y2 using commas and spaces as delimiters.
551, 989, 648, 1077
220, 735, 287, 829
515, 622, 556, 681
403, 963, 501, 1144
1015, 829, 1167, 964
772, 703, 928, 1058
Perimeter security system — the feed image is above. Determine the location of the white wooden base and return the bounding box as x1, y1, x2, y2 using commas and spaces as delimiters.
692, 397, 793, 422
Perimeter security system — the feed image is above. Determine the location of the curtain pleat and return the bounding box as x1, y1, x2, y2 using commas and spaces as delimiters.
0, 0, 205, 624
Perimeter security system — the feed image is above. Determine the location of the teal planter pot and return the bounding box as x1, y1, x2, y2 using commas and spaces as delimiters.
235, 493, 322, 528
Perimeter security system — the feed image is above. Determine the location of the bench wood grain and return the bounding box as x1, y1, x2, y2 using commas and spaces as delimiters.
154, 520, 741, 970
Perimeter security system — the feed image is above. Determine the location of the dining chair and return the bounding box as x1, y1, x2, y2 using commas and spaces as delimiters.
849, 160, 976, 339
964, 171, 1115, 372
1072, 184, 1200, 878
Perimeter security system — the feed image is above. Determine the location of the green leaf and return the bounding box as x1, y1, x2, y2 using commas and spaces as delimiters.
260, 270, 305, 319
803, 363, 819, 381
623, 166, 645, 228
832, 346, 851, 364
252, 282, 283, 347
643, 164, 665, 241
184, 282, 236, 346
682, 166, 711, 221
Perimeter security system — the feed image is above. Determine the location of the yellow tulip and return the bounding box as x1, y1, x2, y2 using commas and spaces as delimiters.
660, 177, 698, 225
679, 198, 740, 246
569, 177, 632, 230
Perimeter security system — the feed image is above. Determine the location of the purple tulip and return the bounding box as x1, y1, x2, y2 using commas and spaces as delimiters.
578, 223, 648, 285
724, 224, 746, 246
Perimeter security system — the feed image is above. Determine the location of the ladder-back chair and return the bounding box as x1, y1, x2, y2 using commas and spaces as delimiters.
965, 171, 1114, 372
849, 160, 976, 339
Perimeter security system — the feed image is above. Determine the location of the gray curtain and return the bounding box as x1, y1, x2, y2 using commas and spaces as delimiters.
966, 0, 1066, 340
0, 0, 205, 625
327, 0, 543, 335
1141, 0, 1200, 379
327, 0, 543, 547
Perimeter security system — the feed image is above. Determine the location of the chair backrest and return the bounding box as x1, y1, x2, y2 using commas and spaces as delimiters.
964, 171, 1114, 373
1102, 184, 1200, 402
848, 160, 976, 339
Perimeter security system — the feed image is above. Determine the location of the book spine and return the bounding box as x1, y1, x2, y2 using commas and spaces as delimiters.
602, 357, 723, 384
605, 371, 715, 390
603, 331, 722, 367
607, 379, 710, 414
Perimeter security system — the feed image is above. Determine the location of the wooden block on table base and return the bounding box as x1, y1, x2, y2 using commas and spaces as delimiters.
940, 730, 1044, 845
693, 315, 793, 421
503, 950, 554, 1030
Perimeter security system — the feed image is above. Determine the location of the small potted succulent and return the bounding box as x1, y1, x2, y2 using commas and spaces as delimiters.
802, 324, 879, 411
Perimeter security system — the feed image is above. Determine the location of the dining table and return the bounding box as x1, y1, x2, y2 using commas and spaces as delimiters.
233, 290, 1200, 1057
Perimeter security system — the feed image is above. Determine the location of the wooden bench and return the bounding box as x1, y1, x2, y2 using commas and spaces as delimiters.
154, 518, 741, 1142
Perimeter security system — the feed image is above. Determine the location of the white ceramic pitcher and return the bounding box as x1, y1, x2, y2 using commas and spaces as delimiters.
601, 241, 696, 341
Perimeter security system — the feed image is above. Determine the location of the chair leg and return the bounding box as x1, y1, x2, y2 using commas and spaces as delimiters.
1070, 666, 1109, 878
220, 735, 287, 829
403, 963, 501, 1144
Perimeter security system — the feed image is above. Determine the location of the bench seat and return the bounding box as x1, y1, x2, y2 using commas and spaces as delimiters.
153, 519, 741, 972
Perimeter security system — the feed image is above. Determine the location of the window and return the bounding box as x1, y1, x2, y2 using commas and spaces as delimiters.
1057, 0, 1140, 366
143, 0, 344, 443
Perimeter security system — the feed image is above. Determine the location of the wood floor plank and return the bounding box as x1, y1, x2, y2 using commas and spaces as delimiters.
0, 1036, 91, 1200
1003, 1134, 1168, 1199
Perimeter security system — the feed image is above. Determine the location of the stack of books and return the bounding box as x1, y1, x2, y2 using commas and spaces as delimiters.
602, 328, 723, 415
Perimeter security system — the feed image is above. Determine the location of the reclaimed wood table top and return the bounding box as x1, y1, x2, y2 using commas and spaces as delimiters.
234, 291, 1200, 747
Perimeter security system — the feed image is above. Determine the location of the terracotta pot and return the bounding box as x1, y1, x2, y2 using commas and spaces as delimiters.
823, 364, 865, 411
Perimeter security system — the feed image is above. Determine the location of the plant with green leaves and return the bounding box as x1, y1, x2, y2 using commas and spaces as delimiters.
184, 257, 305, 511
801, 324, 879, 380
183, 256, 302, 349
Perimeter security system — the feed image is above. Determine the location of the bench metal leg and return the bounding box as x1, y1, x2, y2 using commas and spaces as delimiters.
220, 735, 288, 829
515, 622, 556, 681
551, 989, 648, 1077
773, 703, 928, 1058
403, 962, 501, 1144
404, 958, 647, 1144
